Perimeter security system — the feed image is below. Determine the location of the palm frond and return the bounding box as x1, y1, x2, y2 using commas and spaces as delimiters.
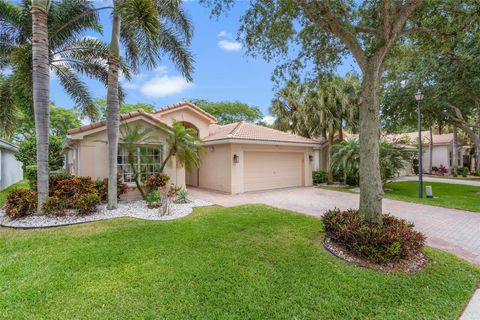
0, 75, 17, 136
51, 64, 98, 120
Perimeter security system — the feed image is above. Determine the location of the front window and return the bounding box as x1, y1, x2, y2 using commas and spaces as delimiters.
118, 146, 163, 183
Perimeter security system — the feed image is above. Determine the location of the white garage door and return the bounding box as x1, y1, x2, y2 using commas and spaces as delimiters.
244, 151, 304, 192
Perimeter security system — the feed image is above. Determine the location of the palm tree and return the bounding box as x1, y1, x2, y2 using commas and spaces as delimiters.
30, 0, 51, 212
104, 0, 194, 209
160, 121, 203, 174
119, 123, 154, 200
310, 76, 357, 183
1, 0, 127, 211
0, 0, 128, 132
270, 81, 313, 138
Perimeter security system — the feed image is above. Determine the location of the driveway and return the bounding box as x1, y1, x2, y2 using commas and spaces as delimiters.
189, 187, 480, 266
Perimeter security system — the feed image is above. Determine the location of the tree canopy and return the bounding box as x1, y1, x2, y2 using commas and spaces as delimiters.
92, 99, 155, 121
190, 99, 263, 125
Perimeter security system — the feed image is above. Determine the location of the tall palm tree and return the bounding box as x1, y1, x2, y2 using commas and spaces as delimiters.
30, 0, 50, 212
159, 121, 203, 174
1, 0, 118, 211
104, 0, 194, 209
0, 0, 128, 132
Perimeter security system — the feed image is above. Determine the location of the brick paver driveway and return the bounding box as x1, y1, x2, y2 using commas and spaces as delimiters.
190, 187, 480, 266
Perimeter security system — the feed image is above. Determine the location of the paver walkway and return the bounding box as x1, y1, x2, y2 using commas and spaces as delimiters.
396, 175, 480, 187
190, 186, 480, 266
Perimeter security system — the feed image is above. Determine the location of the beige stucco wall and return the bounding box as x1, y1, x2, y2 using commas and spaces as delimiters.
68, 117, 185, 192
156, 108, 213, 139
197, 143, 315, 194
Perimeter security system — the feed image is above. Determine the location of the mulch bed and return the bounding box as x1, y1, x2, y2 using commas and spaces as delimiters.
323, 237, 428, 274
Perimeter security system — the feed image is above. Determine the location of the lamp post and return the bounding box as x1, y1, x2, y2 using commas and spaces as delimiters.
415, 90, 425, 198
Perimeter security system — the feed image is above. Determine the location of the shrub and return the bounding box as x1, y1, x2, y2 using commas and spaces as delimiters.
42, 196, 66, 216
144, 173, 170, 192
437, 165, 448, 176
462, 167, 469, 177
3, 188, 37, 218
174, 188, 191, 204
52, 176, 96, 202
312, 170, 327, 184
146, 190, 161, 208
25, 165, 37, 182
322, 209, 425, 264
432, 166, 439, 174
94, 176, 128, 202
345, 174, 358, 186
74, 193, 100, 215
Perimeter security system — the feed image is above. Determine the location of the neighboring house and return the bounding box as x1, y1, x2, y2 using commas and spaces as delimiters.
386, 131, 470, 173
313, 130, 470, 176
0, 139, 23, 191
64, 101, 318, 198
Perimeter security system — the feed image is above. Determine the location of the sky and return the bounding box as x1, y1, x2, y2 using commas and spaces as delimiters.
49, 0, 357, 124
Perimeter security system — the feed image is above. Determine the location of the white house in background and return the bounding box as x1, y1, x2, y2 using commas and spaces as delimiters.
386, 131, 470, 172
0, 139, 23, 191
312, 131, 470, 176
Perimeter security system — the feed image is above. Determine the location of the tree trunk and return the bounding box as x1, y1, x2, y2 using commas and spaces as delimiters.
327, 131, 334, 184
452, 126, 458, 175
338, 126, 343, 142
358, 66, 383, 224
429, 127, 433, 174
106, 7, 122, 210
31, 2, 50, 214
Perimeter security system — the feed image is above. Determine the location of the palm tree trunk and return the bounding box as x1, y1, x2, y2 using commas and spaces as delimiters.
429, 127, 433, 174
31, 1, 50, 214
358, 64, 383, 224
106, 4, 122, 209
327, 132, 334, 184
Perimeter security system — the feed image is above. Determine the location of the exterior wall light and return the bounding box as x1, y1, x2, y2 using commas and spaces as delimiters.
233, 154, 239, 163
309, 155, 314, 162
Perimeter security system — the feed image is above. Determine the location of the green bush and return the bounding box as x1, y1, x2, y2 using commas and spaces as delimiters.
43, 196, 66, 216
174, 188, 191, 204
345, 174, 358, 186
74, 193, 100, 215
146, 190, 161, 208
25, 165, 37, 182
312, 170, 327, 184
4, 188, 37, 218
322, 208, 425, 264
462, 167, 469, 177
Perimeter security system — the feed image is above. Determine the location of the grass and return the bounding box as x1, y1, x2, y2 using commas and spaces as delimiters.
0, 180, 29, 206
319, 181, 480, 212
1, 205, 479, 319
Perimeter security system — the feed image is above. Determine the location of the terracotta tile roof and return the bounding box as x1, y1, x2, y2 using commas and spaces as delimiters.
204, 121, 319, 145
153, 100, 217, 122
67, 109, 171, 135
384, 131, 457, 145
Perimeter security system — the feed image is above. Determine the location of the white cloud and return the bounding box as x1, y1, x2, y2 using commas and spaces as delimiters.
262, 115, 276, 125
218, 40, 242, 51
140, 76, 192, 98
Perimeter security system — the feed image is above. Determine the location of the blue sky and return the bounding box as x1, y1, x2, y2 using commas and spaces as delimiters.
51, 1, 356, 123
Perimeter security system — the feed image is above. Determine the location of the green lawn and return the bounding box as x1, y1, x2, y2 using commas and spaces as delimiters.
319, 181, 480, 212
0, 180, 29, 206
1, 205, 479, 319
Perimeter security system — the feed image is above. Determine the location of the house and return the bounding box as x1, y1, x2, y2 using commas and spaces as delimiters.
386, 131, 471, 173
64, 101, 319, 198
313, 130, 471, 176
0, 139, 23, 191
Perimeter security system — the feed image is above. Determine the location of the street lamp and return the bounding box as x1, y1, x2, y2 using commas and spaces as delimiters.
415, 90, 425, 198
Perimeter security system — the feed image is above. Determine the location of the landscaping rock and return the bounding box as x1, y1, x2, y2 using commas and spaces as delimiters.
0, 199, 212, 228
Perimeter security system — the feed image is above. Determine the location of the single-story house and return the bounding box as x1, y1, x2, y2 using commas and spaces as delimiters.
386, 131, 470, 173
64, 101, 319, 198
0, 139, 23, 191
313, 130, 470, 176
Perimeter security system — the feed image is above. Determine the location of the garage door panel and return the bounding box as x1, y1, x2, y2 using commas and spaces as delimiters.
244, 151, 303, 192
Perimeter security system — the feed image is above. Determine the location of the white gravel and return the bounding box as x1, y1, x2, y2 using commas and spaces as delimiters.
0, 198, 212, 228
